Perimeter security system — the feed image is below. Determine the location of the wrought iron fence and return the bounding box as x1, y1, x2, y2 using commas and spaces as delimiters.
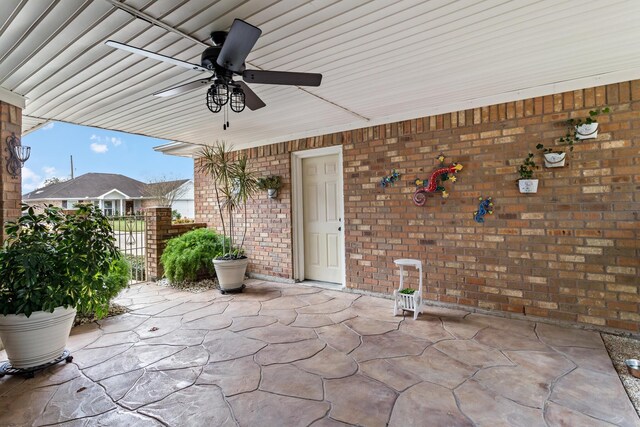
108, 214, 147, 283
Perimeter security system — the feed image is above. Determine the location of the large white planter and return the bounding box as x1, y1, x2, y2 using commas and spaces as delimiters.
213, 258, 249, 292
518, 179, 539, 193
543, 152, 566, 168
0, 306, 76, 369
576, 122, 598, 140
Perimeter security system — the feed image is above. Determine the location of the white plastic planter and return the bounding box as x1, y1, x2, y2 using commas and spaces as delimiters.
213, 258, 249, 292
543, 152, 566, 168
518, 179, 539, 193
575, 123, 598, 140
0, 306, 76, 369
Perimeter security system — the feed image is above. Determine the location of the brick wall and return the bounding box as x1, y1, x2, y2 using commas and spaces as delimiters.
144, 206, 207, 280
0, 101, 22, 243
194, 80, 640, 332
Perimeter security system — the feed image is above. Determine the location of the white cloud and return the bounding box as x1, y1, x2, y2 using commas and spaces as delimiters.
42, 166, 57, 176
42, 122, 54, 130
90, 142, 108, 153
90, 133, 123, 147
22, 167, 43, 192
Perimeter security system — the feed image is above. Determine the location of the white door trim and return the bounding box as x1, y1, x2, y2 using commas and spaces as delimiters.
292, 145, 345, 287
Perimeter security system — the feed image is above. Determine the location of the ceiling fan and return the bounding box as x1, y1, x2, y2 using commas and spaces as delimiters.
106, 19, 322, 128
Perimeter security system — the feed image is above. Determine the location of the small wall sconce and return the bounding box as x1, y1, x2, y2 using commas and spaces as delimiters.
6, 132, 30, 178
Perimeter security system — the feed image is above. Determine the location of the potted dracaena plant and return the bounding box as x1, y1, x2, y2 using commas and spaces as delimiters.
198, 141, 259, 293
257, 175, 282, 199
0, 204, 125, 370
517, 152, 538, 193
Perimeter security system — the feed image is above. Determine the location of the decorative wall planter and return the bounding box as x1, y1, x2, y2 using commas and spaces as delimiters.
575, 122, 599, 140
518, 179, 539, 193
0, 306, 76, 369
267, 188, 278, 199
543, 152, 566, 168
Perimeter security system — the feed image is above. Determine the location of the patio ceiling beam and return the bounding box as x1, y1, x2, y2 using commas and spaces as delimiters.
0, 86, 26, 109
104, 0, 369, 122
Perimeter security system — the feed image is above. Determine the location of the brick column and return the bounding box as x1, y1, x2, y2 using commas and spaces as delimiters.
145, 206, 208, 282
0, 101, 22, 243
145, 206, 172, 281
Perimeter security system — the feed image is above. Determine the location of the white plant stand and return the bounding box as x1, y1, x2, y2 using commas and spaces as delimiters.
393, 259, 424, 320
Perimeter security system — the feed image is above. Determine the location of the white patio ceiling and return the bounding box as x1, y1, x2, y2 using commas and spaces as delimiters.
2, 0, 640, 156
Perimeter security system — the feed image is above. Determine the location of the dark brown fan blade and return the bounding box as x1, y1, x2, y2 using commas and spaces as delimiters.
216, 19, 261, 73
106, 40, 211, 73
153, 78, 212, 97
237, 81, 266, 110
242, 70, 322, 86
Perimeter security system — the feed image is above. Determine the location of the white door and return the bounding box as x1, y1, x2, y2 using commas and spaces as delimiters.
302, 154, 343, 283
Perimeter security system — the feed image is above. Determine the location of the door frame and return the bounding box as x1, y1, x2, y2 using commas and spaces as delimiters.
291, 145, 345, 287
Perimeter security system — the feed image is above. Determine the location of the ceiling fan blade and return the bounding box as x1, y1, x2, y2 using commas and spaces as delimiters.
243, 70, 322, 87
216, 19, 261, 73
237, 81, 266, 111
153, 78, 213, 97
105, 40, 211, 73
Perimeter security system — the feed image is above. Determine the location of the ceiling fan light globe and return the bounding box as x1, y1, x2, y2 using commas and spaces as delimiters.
230, 89, 246, 113
212, 82, 229, 106
206, 87, 222, 113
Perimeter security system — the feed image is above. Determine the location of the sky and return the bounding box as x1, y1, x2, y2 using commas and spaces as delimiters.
21, 122, 193, 193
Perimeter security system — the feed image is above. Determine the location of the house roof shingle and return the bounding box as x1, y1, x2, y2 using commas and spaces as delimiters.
23, 173, 148, 200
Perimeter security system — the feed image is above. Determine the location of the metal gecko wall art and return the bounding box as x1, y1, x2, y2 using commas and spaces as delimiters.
413, 154, 463, 206
474, 196, 494, 223
380, 169, 401, 187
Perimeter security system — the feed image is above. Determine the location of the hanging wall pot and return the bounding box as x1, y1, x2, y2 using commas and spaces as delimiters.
518, 179, 539, 193
575, 122, 598, 140
543, 152, 566, 168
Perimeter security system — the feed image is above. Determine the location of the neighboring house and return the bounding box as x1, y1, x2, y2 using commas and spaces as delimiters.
23, 173, 194, 218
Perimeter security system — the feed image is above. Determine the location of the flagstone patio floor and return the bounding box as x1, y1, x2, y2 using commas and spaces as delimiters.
1, 280, 638, 426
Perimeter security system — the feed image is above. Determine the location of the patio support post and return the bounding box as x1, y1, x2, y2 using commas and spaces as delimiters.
0, 101, 22, 243
145, 206, 172, 281
144, 206, 208, 282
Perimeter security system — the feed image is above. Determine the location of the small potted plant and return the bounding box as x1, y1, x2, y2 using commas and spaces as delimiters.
535, 143, 566, 168
0, 204, 123, 370
517, 152, 538, 193
198, 142, 259, 293
559, 107, 610, 148
257, 175, 282, 199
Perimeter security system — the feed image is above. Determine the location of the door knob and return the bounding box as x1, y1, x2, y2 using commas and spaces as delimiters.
338, 226, 342, 231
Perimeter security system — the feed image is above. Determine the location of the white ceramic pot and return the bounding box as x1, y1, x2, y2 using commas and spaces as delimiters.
213, 258, 249, 291
576, 122, 598, 140
543, 152, 566, 168
518, 179, 539, 193
0, 306, 76, 369
267, 189, 278, 199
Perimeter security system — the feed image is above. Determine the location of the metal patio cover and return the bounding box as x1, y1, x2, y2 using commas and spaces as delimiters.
2, 0, 640, 156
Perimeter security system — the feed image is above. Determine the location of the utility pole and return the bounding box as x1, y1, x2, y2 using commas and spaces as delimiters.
70, 155, 74, 179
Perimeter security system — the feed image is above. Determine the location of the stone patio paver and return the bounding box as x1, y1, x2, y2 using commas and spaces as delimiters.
1, 280, 638, 427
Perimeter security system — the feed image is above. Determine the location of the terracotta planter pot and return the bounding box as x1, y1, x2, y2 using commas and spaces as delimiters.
0, 306, 76, 369
213, 258, 249, 292
576, 122, 598, 140
543, 152, 566, 168
518, 179, 539, 194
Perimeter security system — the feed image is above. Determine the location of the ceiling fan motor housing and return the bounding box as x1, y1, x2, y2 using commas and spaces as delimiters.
201, 46, 222, 70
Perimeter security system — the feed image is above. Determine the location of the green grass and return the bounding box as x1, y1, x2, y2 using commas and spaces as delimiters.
110, 219, 146, 232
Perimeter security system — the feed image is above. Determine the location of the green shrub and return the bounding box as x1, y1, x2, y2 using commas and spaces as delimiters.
161, 228, 224, 282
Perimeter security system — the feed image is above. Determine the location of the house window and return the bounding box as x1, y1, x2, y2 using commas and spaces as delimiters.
104, 200, 113, 216
61, 200, 67, 208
